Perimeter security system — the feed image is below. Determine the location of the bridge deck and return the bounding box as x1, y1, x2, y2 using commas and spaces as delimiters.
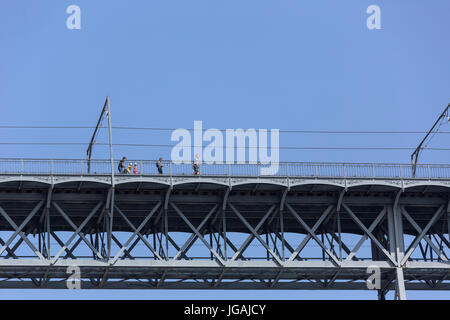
0, 160, 449, 235
0, 159, 449, 292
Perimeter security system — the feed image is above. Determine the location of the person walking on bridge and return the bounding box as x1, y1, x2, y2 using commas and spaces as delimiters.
192, 154, 200, 175
118, 157, 127, 173
156, 158, 164, 174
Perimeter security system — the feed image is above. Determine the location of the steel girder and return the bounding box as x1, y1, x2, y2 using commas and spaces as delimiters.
0, 176, 448, 300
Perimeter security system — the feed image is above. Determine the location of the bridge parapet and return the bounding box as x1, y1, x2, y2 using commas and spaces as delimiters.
1, 158, 450, 179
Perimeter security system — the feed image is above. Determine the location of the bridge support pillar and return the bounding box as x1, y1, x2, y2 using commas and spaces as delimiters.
395, 267, 407, 300
377, 289, 386, 301
393, 190, 407, 300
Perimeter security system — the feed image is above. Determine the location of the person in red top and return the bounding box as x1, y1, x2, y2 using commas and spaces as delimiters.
133, 163, 138, 174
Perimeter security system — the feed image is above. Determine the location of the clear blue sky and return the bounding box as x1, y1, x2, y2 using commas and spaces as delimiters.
0, 0, 449, 299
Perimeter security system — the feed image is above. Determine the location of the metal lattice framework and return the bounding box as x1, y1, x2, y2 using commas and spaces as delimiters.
0, 159, 449, 300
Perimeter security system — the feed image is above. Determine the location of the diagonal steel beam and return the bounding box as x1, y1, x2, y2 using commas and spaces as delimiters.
5, 237, 25, 259
430, 233, 449, 260
64, 236, 83, 259
99, 268, 109, 288
0, 201, 45, 260
328, 232, 357, 261
228, 205, 276, 262
111, 234, 134, 259
285, 203, 340, 265
51, 201, 103, 264
171, 202, 225, 266
127, 237, 143, 257
39, 268, 50, 288
270, 270, 284, 288
274, 231, 300, 261
233, 208, 279, 260
436, 271, 450, 288
111, 202, 161, 264
0, 236, 20, 258
50, 232, 77, 259
222, 188, 230, 211
342, 204, 397, 265
0, 236, 37, 264
266, 208, 280, 227
157, 269, 167, 288
52, 232, 91, 260
344, 208, 387, 262
326, 269, 341, 288
213, 269, 226, 288
215, 228, 245, 260
431, 226, 450, 251
379, 272, 396, 298
285, 205, 334, 263
113, 202, 162, 264
268, 232, 280, 258
173, 205, 218, 260
0, 201, 44, 257
167, 234, 185, 257
211, 231, 224, 258
402, 207, 448, 262
55, 202, 104, 260
175, 229, 209, 260
228, 203, 283, 266
120, 208, 163, 259
400, 204, 445, 265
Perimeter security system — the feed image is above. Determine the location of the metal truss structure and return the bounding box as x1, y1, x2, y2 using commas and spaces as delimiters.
0, 160, 449, 300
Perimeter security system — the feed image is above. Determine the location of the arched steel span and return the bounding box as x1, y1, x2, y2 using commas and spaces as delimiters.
0, 173, 449, 299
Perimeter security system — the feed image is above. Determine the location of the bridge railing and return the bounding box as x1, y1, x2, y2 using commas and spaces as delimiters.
0, 159, 450, 179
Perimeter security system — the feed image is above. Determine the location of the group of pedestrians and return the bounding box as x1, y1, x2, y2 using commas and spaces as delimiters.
118, 155, 201, 175
118, 157, 138, 174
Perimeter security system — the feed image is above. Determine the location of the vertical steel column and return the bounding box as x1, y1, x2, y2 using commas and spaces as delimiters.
280, 208, 285, 261
393, 192, 406, 300
46, 201, 51, 259
165, 207, 169, 260
223, 208, 227, 261
447, 200, 450, 243
45, 186, 52, 260
337, 211, 342, 262
210, 231, 214, 260
106, 96, 115, 262
153, 232, 157, 260
158, 213, 165, 259
321, 233, 325, 261
380, 205, 400, 301
387, 205, 396, 258
394, 205, 405, 262
395, 267, 407, 300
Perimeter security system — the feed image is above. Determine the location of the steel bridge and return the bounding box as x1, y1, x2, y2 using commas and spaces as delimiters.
0, 159, 449, 300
